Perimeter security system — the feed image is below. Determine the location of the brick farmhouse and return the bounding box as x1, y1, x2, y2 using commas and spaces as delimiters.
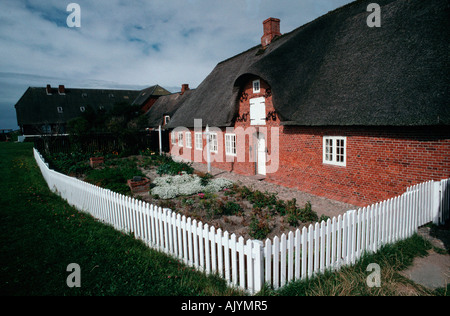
162, 0, 449, 207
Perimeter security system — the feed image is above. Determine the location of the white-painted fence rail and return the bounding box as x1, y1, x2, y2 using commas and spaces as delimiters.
34, 148, 449, 294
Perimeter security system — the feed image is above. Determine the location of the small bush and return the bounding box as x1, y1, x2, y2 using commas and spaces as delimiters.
249, 215, 271, 240
157, 160, 194, 176
222, 201, 241, 216
84, 164, 145, 195
47, 152, 90, 175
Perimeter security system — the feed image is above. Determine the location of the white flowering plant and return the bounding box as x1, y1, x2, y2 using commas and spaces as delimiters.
151, 173, 233, 199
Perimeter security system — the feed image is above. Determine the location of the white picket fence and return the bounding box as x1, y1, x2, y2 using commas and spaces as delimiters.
33, 148, 449, 294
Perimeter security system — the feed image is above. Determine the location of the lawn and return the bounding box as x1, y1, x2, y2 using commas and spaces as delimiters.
0, 142, 243, 296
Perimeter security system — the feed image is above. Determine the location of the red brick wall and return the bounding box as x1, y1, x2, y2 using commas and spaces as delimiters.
269, 126, 450, 206
170, 76, 450, 207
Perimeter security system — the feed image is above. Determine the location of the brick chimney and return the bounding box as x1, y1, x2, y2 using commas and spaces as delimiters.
181, 84, 190, 95
58, 85, 66, 95
46, 84, 52, 95
261, 18, 281, 48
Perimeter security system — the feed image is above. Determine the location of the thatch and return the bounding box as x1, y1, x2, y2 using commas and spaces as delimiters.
167, 0, 449, 128
146, 89, 195, 128
132, 85, 171, 107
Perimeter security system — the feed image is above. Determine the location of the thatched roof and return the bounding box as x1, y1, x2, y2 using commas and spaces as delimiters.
15, 87, 141, 126
132, 85, 171, 107
146, 89, 195, 128
167, 0, 449, 128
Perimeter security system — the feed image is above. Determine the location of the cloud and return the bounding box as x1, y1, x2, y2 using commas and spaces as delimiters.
0, 0, 354, 129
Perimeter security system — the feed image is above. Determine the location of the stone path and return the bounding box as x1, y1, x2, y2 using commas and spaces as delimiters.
400, 226, 450, 291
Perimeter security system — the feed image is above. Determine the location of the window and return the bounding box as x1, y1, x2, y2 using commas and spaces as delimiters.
323, 136, 346, 166
57, 107, 63, 114
225, 134, 237, 156
164, 115, 170, 125
253, 79, 260, 93
250, 97, 266, 126
171, 132, 176, 145
185, 132, 192, 148
195, 132, 203, 150
178, 132, 184, 147
80, 106, 85, 112
209, 133, 218, 153
42, 124, 51, 134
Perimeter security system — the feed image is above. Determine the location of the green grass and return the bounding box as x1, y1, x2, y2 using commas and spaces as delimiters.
0, 143, 244, 296
258, 234, 448, 296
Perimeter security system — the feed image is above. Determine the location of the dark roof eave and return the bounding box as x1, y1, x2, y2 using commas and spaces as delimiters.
279, 121, 450, 127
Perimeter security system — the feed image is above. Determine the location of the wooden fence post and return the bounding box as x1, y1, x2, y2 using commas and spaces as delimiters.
432, 181, 441, 225
252, 240, 264, 295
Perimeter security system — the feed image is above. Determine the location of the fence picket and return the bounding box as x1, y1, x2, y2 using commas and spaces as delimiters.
301, 226, 307, 279
280, 234, 287, 287
239, 236, 246, 289
273, 236, 280, 289
308, 224, 314, 278
294, 229, 301, 280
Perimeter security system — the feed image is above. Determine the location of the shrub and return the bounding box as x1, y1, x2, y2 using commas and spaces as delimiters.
84, 164, 145, 195
199, 172, 214, 186
285, 201, 319, 227
297, 202, 318, 223
221, 201, 241, 216
249, 215, 271, 240
156, 159, 194, 176
47, 152, 90, 175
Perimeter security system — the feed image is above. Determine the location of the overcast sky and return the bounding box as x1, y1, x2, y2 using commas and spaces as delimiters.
0, 0, 353, 130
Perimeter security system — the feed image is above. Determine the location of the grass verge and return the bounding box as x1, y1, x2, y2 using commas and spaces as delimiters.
258, 233, 448, 296
0, 143, 244, 296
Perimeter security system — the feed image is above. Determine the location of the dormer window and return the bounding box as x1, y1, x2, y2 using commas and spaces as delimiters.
253, 79, 260, 93
164, 115, 170, 125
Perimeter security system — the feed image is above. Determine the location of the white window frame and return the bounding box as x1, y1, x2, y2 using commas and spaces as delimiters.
185, 132, 192, 148
209, 133, 218, 153
253, 79, 260, 93
57, 107, 63, 114
323, 136, 347, 167
195, 132, 203, 151
171, 132, 176, 145
178, 132, 184, 147
225, 133, 237, 156
164, 115, 170, 125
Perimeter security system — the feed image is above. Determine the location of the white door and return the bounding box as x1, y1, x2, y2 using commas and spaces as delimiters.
257, 134, 266, 176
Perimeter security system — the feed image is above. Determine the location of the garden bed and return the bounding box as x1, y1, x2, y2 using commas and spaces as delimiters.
46, 150, 330, 240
